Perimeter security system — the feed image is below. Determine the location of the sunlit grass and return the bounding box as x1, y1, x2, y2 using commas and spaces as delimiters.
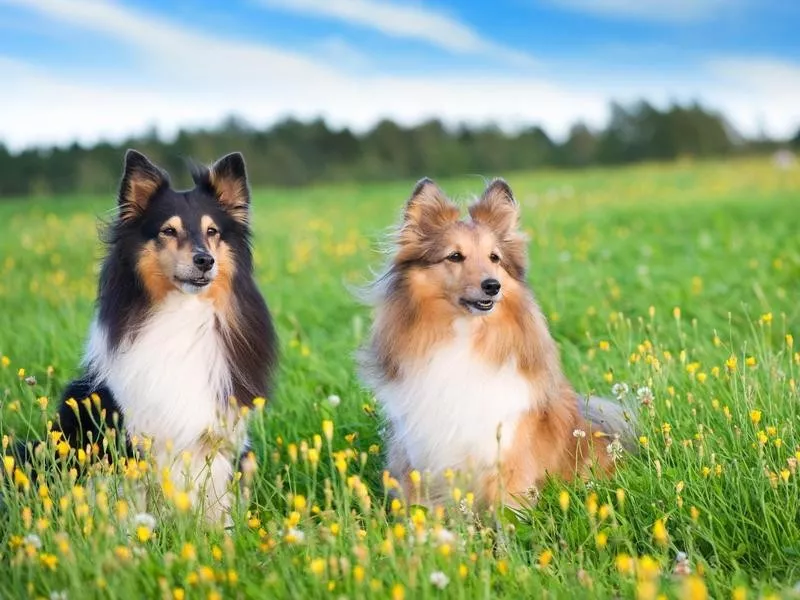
1, 157, 799, 598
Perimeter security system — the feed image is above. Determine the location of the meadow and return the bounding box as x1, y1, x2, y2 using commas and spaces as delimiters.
1, 157, 799, 599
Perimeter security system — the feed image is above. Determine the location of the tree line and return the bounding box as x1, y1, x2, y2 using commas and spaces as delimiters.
1, 100, 797, 198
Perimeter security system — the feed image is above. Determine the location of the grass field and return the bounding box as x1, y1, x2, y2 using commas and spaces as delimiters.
1, 157, 799, 599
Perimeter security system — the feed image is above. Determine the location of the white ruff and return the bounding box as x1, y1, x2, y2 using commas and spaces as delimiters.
85, 292, 245, 520
376, 319, 534, 477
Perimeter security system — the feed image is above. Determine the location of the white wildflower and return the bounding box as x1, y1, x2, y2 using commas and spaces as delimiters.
326, 394, 341, 408
23, 533, 42, 549
430, 571, 450, 590
612, 382, 629, 399
434, 527, 456, 544
132, 512, 156, 531
49, 592, 68, 600
572, 429, 587, 439
606, 439, 624, 462
637, 386, 653, 405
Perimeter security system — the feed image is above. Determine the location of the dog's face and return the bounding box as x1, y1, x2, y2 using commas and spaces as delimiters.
394, 178, 528, 317
115, 150, 250, 300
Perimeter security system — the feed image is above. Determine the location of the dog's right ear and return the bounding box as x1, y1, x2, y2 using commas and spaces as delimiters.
399, 178, 459, 244
118, 150, 168, 222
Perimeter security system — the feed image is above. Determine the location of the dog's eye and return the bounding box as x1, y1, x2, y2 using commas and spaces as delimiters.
489, 253, 500, 263
446, 252, 465, 263
161, 227, 177, 237
207, 227, 219, 237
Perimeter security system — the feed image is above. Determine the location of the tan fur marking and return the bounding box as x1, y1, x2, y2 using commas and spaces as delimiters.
121, 177, 161, 222
209, 172, 248, 224
205, 240, 236, 314
136, 241, 173, 302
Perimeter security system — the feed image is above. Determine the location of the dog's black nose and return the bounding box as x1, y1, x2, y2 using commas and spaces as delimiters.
193, 252, 215, 272
481, 278, 501, 296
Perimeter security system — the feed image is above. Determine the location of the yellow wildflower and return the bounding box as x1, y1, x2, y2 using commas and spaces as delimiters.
322, 420, 334, 442
538, 549, 553, 568
652, 519, 668, 546
682, 576, 708, 600
559, 490, 570, 512
309, 558, 325, 576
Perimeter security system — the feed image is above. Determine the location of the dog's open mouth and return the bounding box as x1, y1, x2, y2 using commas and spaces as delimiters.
460, 298, 495, 312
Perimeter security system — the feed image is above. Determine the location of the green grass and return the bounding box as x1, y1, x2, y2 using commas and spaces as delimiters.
1, 157, 800, 599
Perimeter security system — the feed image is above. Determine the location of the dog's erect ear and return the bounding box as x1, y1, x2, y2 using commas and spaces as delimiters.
118, 149, 168, 222
208, 152, 250, 224
400, 178, 459, 242
469, 178, 519, 234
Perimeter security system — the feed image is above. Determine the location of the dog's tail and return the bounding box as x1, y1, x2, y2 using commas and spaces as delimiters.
579, 395, 638, 450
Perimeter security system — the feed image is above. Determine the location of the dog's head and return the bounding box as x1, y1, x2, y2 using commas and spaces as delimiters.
393, 178, 528, 317
114, 149, 251, 300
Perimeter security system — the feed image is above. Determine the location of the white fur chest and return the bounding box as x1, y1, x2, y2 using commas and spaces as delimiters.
85, 293, 238, 454
376, 319, 533, 476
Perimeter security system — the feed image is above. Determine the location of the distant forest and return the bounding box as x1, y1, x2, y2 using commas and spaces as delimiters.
1, 100, 798, 197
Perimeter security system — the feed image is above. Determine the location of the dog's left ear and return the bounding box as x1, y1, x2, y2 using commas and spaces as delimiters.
469, 178, 519, 234
208, 152, 250, 224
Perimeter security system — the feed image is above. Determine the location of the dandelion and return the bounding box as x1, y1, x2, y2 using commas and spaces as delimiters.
732, 586, 747, 600
409, 469, 421, 487
136, 526, 152, 543
430, 571, 450, 590
39, 553, 58, 570
3, 455, 14, 474
17, 367, 25, 378
253, 397, 266, 410
606, 438, 624, 462
595, 531, 608, 549
682, 575, 708, 600
612, 382, 629, 399
690, 506, 700, 521
14, 468, 29, 490
1, 356, 9, 367
284, 528, 305, 544
309, 558, 325, 576
637, 386, 653, 404
599, 340, 610, 351
391, 584, 405, 600
745, 356, 757, 368
353, 565, 365, 584
559, 490, 570, 512
653, 519, 668, 546
749, 410, 762, 425
322, 420, 334, 442
174, 492, 191, 512
181, 543, 197, 561
538, 549, 553, 568
326, 394, 341, 407
726, 355, 737, 371
639, 436, 649, 447
615, 553, 634, 575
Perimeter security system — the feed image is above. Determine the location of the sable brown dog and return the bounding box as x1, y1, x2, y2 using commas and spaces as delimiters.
360, 178, 633, 507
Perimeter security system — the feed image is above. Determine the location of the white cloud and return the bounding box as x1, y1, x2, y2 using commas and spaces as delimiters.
706, 57, 800, 137
544, 0, 735, 23
0, 0, 796, 150
257, 0, 535, 65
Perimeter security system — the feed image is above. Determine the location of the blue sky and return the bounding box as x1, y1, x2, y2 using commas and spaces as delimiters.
1, 0, 798, 150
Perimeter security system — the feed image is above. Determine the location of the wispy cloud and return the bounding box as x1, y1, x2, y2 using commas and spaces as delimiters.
544, 0, 734, 23
257, 0, 536, 65
0, 0, 796, 150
